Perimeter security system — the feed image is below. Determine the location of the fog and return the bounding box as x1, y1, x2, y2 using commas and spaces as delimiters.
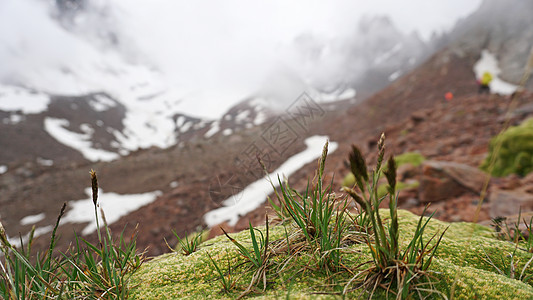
0, 0, 482, 118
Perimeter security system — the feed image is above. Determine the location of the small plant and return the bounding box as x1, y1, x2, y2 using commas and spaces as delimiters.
0, 204, 66, 299
222, 215, 271, 297
342, 151, 425, 188
492, 216, 516, 241
62, 170, 145, 299
343, 133, 447, 299
169, 229, 204, 256
481, 246, 533, 284
275, 141, 351, 273
522, 217, 533, 253
0, 169, 144, 299
208, 250, 237, 294
492, 209, 533, 253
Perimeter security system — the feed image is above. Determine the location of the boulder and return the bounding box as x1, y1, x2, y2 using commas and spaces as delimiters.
419, 160, 490, 203
489, 189, 533, 218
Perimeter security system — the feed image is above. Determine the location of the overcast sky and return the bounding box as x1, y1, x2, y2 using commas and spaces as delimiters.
113, 0, 483, 95
349, 0, 483, 39
0, 0, 484, 118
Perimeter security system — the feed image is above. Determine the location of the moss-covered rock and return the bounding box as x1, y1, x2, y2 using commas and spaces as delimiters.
481, 118, 533, 177
129, 210, 533, 299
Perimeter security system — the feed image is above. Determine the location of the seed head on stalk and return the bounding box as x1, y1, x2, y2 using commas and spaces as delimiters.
90, 169, 98, 207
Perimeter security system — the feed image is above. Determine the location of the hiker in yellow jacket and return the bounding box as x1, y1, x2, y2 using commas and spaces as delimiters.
478, 71, 493, 94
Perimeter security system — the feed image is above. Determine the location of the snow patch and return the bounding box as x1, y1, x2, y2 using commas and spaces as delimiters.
62, 188, 162, 235
89, 94, 117, 112
204, 135, 337, 226
235, 110, 250, 123
374, 43, 403, 65
20, 213, 46, 226
319, 88, 356, 102
0, 165, 7, 174
118, 105, 177, 151
7, 226, 53, 249
169, 181, 179, 188
180, 121, 193, 133
193, 121, 207, 130
222, 128, 233, 136
204, 121, 220, 138
473, 49, 518, 95
44, 117, 119, 162
0, 85, 50, 114
254, 112, 267, 125
36, 157, 54, 166
389, 70, 402, 81
176, 116, 186, 127
2, 114, 25, 125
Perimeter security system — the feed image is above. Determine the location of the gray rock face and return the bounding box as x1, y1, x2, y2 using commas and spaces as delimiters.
447, 0, 533, 89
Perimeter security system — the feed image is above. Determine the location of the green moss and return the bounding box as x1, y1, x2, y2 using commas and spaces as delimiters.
481, 118, 533, 177
129, 210, 533, 299
393, 152, 426, 168
342, 173, 356, 188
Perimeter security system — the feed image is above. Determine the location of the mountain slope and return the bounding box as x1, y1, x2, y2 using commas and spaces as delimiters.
1, 0, 533, 257
0, 3, 436, 167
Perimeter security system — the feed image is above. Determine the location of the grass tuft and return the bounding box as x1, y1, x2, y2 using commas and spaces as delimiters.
343, 134, 447, 299
0, 169, 145, 299
222, 215, 271, 298
168, 230, 204, 256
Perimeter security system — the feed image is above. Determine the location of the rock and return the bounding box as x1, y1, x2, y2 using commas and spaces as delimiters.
419, 160, 490, 203
397, 163, 418, 180
419, 174, 466, 203
402, 197, 420, 208
494, 174, 522, 190
513, 102, 533, 117
15, 166, 34, 178
398, 188, 418, 206
489, 189, 533, 218
523, 185, 533, 194
410, 110, 428, 124
522, 172, 533, 185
